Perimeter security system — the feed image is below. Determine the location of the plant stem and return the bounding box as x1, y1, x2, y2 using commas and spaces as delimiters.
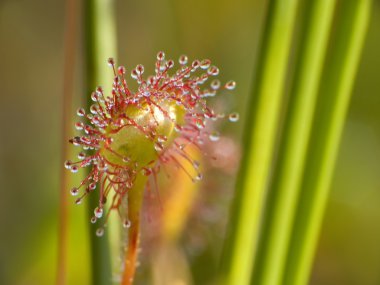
251, 1, 337, 284
57, 0, 78, 284
84, 0, 117, 284
220, 1, 299, 284
283, 1, 372, 285
121, 175, 148, 285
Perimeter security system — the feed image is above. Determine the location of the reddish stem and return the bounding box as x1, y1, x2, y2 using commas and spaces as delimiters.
121, 174, 147, 285
121, 219, 140, 285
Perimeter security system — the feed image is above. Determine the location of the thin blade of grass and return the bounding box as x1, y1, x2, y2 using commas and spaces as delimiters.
57, 0, 78, 284
251, 1, 337, 284
283, 1, 372, 285
220, 1, 299, 284
84, 0, 117, 284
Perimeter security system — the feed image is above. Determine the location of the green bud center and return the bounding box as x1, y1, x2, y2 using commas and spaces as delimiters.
100, 100, 185, 169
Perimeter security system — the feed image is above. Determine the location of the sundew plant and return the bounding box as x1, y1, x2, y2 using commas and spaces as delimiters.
65, 53, 237, 284
56, 0, 373, 285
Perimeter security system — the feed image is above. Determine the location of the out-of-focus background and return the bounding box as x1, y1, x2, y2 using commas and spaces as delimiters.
0, 0, 379, 284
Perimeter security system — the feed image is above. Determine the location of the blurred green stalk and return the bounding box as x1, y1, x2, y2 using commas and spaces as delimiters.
84, 0, 117, 284
221, 0, 371, 284
251, 1, 337, 284
283, 1, 372, 285
220, 1, 299, 284
57, 0, 77, 284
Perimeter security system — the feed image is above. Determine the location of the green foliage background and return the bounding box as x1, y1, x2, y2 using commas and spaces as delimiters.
0, 0, 379, 284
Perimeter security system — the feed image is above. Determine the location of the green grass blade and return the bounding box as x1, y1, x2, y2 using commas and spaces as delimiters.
220, 1, 299, 284
283, 1, 372, 285
251, 1, 337, 284
84, 0, 117, 284
57, 0, 78, 284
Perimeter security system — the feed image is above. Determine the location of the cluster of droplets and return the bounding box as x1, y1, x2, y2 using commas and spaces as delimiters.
65, 52, 238, 236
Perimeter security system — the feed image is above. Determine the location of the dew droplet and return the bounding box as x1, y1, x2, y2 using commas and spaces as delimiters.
142, 168, 152, 176
154, 142, 164, 152
118, 66, 126, 75
91, 216, 97, 224
228, 112, 240, 122
96, 86, 103, 94
195, 173, 203, 181
195, 119, 205, 129
71, 165, 79, 173
209, 131, 220, 142
78, 152, 86, 160
225, 80, 236, 90
159, 61, 166, 71
147, 76, 155, 86
122, 156, 130, 163
200, 59, 211, 69
211, 79, 221, 90
131, 69, 138, 79
157, 51, 165, 61
107, 57, 115, 66
207, 66, 219, 76
75, 122, 84, 130
91, 92, 98, 102
72, 136, 81, 146
191, 60, 200, 69
90, 104, 98, 114
142, 90, 151, 97
64, 160, 72, 169
94, 207, 103, 218
166, 60, 174, 69
179, 55, 188, 65
96, 227, 104, 237
77, 108, 85, 117
193, 160, 200, 169
89, 182, 96, 191
70, 187, 79, 196
75, 198, 82, 205
123, 219, 131, 228
157, 135, 167, 143
136, 64, 144, 75
178, 144, 185, 150
126, 181, 133, 189
174, 125, 183, 132
98, 162, 108, 171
